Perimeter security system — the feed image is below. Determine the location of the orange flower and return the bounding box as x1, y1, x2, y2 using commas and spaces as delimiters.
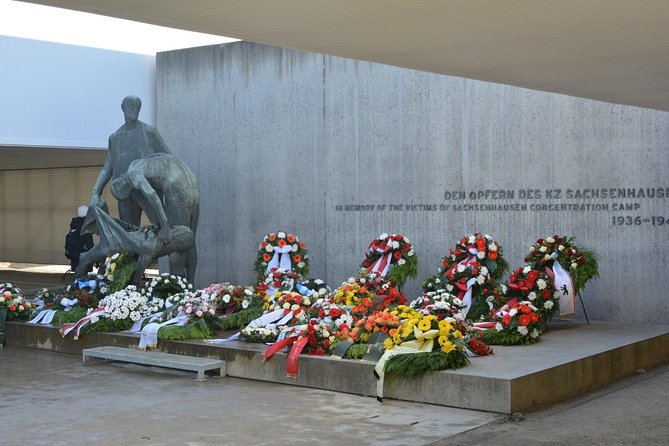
502, 315, 512, 326
476, 237, 487, 252
293, 254, 302, 262
299, 242, 306, 249
263, 253, 272, 262
287, 234, 296, 243
8, 305, 16, 312
359, 287, 368, 295
277, 239, 287, 248
488, 250, 498, 260
260, 241, 267, 248
268, 233, 277, 242
518, 315, 531, 326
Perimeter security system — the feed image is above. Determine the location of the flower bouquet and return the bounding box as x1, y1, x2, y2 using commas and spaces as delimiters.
360, 233, 418, 288
240, 324, 280, 343
438, 232, 508, 320
103, 252, 139, 293
409, 289, 466, 320
142, 274, 192, 300
506, 266, 559, 320
215, 283, 264, 330
525, 235, 599, 294
379, 308, 469, 379
262, 267, 302, 296
255, 231, 309, 279
482, 300, 543, 345
0, 284, 33, 321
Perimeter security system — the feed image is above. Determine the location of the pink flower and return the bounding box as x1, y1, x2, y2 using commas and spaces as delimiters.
196, 310, 203, 317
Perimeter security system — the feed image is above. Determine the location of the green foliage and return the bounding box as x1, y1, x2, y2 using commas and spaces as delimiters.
386, 254, 419, 289
51, 308, 88, 324
571, 247, 599, 293
488, 256, 510, 282
343, 343, 368, 360
481, 329, 541, 346
466, 293, 491, 322
384, 350, 469, 378
220, 306, 264, 330
81, 318, 133, 334
157, 323, 215, 341
108, 255, 138, 293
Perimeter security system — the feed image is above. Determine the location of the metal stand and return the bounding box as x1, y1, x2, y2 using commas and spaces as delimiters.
578, 291, 590, 325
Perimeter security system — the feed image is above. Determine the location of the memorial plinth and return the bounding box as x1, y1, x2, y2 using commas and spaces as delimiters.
7, 320, 669, 413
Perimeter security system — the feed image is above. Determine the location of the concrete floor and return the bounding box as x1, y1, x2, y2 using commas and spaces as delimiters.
0, 346, 499, 446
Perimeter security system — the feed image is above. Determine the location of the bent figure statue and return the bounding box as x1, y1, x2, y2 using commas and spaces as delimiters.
111, 153, 199, 281
76, 206, 194, 284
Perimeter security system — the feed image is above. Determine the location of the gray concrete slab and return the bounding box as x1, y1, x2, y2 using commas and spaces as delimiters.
0, 347, 499, 446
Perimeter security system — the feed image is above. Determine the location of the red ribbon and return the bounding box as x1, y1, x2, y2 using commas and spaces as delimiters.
286, 336, 309, 378
262, 335, 298, 361
366, 238, 393, 276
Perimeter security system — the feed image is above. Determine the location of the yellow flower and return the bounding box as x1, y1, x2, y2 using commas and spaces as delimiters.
441, 341, 456, 353
392, 331, 402, 343
418, 318, 432, 331
453, 330, 463, 339
384, 338, 394, 350
438, 335, 449, 346
438, 320, 452, 334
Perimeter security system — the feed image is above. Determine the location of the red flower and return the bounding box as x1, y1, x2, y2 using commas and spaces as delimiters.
476, 237, 487, 252
502, 315, 512, 326
527, 270, 539, 282
403, 243, 411, 252
488, 250, 498, 260
542, 289, 552, 300
328, 308, 341, 318
393, 251, 403, 260
388, 288, 400, 300
263, 253, 271, 262
293, 254, 302, 263
518, 314, 531, 326
531, 313, 540, 323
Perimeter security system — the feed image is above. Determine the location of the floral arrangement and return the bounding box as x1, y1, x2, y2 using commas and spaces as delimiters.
255, 231, 309, 279
438, 232, 508, 320
297, 279, 331, 300
506, 266, 559, 319
482, 300, 543, 345
0, 284, 33, 321
262, 268, 302, 295
361, 233, 418, 288
214, 283, 257, 313
103, 252, 138, 293
62, 273, 110, 309
143, 274, 192, 300
160, 289, 222, 339
240, 325, 280, 343
98, 285, 157, 323
293, 319, 336, 356
409, 289, 465, 320
332, 276, 406, 321
382, 308, 469, 377
525, 235, 599, 293
421, 272, 452, 293
264, 290, 312, 322
350, 310, 400, 343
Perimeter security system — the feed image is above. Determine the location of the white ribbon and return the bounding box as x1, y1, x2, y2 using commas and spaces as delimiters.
60, 298, 79, 311
129, 313, 163, 333
28, 309, 58, 324
550, 252, 576, 317
266, 245, 294, 273
138, 314, 188, 350
210, 309, 293, 344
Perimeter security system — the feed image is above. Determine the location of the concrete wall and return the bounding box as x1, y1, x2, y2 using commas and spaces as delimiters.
157, 41, 669, 324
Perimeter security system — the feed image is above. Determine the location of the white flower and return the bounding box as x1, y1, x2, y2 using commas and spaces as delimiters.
509, 308, 518, 317
379, 233, 388, 239
467, 235, 476, 244
446, 284, 454, 292
476, 275, 485, 285
528, 292, 537, 301
544, 300, 554, 309
322, 330, 330, 337
477, 251, 485, 259
558, 245, 565, 251
546, 237, 555, 243
397, 258, 406, 265
488, 243, 497, 251
571, 262, 578, 269
517, 326, 529, 336
495, 322, 503, 330
222, 294, 231, 303
539, 246, 547, 253
297, 262, 305, 268
530, 246, 536, 252
278, 231, 286, 238
392, 241, 400, 249
242, 300, 249, 309
90, 315, 99, 324
480, 266, 489, 276
537, 279, 547, 290
292, 244, 298, 251
523, 265, 531, 274
457, 264, 466, 273
111, 253, 119, 260
530, 329, 540, 339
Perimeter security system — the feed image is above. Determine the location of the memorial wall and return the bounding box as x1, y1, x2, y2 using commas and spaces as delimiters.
157, 42, 669, 324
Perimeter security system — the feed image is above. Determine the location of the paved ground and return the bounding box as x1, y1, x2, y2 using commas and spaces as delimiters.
3, 266, 669, 445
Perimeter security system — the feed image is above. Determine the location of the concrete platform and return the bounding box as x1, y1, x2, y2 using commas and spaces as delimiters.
6, 319, 669, 413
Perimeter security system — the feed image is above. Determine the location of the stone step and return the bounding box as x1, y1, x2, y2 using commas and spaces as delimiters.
82, 346, 226, 381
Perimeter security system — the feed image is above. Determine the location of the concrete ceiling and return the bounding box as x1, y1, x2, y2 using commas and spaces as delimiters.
20, 0, 669, 113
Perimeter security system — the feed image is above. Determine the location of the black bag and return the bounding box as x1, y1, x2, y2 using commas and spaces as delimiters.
64, 228, 80, 260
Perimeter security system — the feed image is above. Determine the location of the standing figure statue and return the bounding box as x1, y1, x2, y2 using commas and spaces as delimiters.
110, 153, 199, 281
90, 95, 171, 226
